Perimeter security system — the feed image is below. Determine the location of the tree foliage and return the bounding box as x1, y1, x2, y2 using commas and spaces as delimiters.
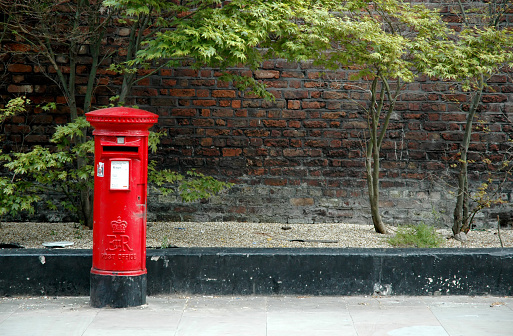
106, 0, 305, 68
0, 106, 233, 224
104, 0, 333, 101
270, 0, 447, 233
417, 0, 513, 237
0, 113, 94, 223
0, 0, 319, 226
0, 97, 40, 221
0, 0, 117, 227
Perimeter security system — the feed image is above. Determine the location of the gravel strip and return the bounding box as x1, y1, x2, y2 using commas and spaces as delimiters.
1, 222, 511, 249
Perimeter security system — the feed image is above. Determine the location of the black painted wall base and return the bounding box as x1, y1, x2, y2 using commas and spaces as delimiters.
1, 248, 512, 297
90, 273, 146, 308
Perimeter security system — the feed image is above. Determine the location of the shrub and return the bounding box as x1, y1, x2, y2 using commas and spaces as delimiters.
0, 104, 233, 226
388, 223, 444, 248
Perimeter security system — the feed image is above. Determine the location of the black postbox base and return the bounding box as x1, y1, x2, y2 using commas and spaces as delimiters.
90, 273, 147, 308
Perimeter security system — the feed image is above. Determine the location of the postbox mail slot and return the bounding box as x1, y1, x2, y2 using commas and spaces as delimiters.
103, 146, 139, 153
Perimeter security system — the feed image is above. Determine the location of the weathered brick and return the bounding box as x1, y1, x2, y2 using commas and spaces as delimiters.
323, 91, 347, 100
255, 70, 280, 79
281, 71, 304, 78
152, 98, 176, 106
222, 148, 242, 157
11, 116, 26, 124
132, 88, 159, 96
283, 148, 306, 157
304, 81, 323, 88
322, 111, 346, 119
245, 130, 270, 137
288, 120, 301, 128
405, 132, 428, 140
443, 94, 467, 102
193, 99, 216, 107
282, 110, 306, 119
190, 79, 215, 86
4, 43, 31, 52
305, 140, 329, 148
192, 118, 215, 127
404, 113, 423, 119
198, 148, 220, 156
290, 198, 314, 206
30, 115, 53, 124
212, 109, 233, 117
441, 113, 466, 121
302, 101, 324, 109
263, 178, 287, 186
303, 120, 328, 128
264, 139, 289, 147
262, 120, 287, 128
283, 130, 306, 137
25, 135, 49, 143
424, 122, 447, 131
4, 125, 30, 133
212, 90, 236, 98
342, 121, 367, 129
12, 75, 24, 83
169, 89, 195, 97
287, 100, 301, 110
175, 69, 198, 77
171, 108, 196, 116
482, 94, 508, 103
265, 81, 288, 89
284, 91, 308, 99
8, 85, 33, 93
7, 64, 32, 73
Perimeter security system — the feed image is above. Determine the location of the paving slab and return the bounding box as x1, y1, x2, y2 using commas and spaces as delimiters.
430, 303, 513, 336
176, 296, 267, 336
266, 296, 355, 336
0, 295, 512, 336
0, 297, 96, 336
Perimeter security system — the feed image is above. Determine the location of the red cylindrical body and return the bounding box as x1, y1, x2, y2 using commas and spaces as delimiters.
86, 107, 158, 279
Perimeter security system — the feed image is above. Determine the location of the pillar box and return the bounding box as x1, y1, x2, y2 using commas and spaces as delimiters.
86, 107, 158, 308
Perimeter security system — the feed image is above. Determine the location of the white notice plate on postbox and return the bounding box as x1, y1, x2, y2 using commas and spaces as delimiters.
110, 160, 129, 190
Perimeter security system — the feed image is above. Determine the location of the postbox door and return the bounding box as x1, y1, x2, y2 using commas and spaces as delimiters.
92, 137, 148, 276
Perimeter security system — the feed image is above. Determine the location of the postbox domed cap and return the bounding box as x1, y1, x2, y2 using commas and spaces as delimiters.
86, 107, 158, 134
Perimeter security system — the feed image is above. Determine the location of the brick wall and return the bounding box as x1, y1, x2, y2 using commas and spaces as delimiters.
2, 2, 513, 227
133, 62, 512, 227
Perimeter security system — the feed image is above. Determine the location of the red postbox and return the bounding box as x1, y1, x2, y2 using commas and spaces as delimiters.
86, 107, 158, 308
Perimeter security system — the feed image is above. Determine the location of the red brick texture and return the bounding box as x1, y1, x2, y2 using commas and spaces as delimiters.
1, 7, 513, 225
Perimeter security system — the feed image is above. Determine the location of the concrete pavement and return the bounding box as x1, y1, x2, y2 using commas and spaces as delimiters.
1, 295, 512, 336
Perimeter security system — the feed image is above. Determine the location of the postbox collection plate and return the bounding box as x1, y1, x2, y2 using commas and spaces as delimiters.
110, 160, 130, 190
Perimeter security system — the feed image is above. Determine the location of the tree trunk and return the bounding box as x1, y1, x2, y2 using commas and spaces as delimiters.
366, 133, 387, 234
453, 159, 468, 235
452, 77, 484, 235
80, 186, 93, 229
364, 75, 394, 234
367, 169, 386, 233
